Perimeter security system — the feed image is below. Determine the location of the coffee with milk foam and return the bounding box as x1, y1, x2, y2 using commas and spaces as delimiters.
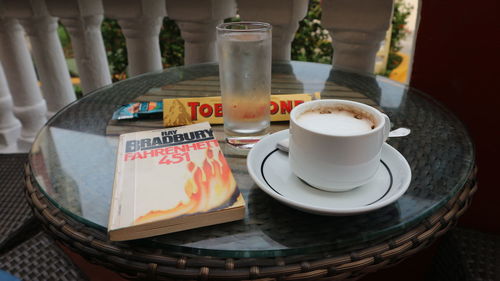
296, 106, 376, 135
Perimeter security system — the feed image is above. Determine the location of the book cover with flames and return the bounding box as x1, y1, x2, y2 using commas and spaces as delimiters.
108, 122, 245, 241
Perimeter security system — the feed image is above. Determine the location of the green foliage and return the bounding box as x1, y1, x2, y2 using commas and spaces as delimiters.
101, 19, 128, 81
384, 0, 413, 75
390, 0, 413, 54
59, 0, 413, 85
291, 0, 333, 64
73, 84, 83, 99
224, 15, 241, 23
383, 53, 403, 76
159, 18, 184, 68
100, 18, 184, 82
57, 24, 71, 57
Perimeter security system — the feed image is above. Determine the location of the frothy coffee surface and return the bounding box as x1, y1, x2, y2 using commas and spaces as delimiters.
296, 106, 376, 135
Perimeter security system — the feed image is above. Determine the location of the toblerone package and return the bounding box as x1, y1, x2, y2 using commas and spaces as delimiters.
163, 93, 320, 127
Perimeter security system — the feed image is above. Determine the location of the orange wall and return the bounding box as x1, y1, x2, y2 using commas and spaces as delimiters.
411, 0, 500, 233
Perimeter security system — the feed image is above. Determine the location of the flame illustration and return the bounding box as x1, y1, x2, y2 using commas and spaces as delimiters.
134, 148, 238, 224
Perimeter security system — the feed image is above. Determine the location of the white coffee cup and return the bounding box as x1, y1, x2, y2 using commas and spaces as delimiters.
289, 99, 390, 192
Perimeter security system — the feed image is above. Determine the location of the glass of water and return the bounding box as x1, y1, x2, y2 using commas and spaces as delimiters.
216, 22, 272, 146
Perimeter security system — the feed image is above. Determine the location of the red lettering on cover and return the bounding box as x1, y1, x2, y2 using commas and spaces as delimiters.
159, 153, 191, 165
174, 146, 187, 153
124, 153, 134, 161
132, 152, 144, 160
159, 155, 172, 164
185, 143, 198, 151
171, 154, 183, 164
143, 150, 155, 158
154, 148, 166, 156
197, 141, 207, 150
207, 139, 219, 147
125, 140, 221, 164
165, 147, 174, 154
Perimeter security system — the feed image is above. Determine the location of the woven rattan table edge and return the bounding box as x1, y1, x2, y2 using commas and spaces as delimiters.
24, 164, 477, 281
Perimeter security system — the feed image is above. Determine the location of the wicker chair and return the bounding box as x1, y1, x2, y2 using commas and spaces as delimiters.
0, 154, 88, 281
0, 232, 89, 281
427, 227, 500, 281
0, 154, 36, 252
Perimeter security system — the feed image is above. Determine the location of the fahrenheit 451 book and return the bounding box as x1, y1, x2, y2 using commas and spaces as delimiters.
108, 122, 245, 241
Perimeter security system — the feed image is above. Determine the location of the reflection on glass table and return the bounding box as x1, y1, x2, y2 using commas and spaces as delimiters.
29, 62, 475, 260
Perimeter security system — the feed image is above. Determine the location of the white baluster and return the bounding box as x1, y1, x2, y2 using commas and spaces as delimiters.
236, 0, 308, 61
103, 0, 166, 76
164, 0, 236, 65
0, 18, 48, 151
46, 0, 111, 94
321, 0, 394, 73
0, 62, 22, 152
4, 0, 76, 118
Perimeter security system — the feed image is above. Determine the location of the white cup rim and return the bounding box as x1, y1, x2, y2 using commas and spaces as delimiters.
290, 99, 385, 138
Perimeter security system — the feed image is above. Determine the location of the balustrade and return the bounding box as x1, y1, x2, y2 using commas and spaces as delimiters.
103, 0, 166, 76
321, 0, 394, 72
0, 0, 395, 152
46, 0, 112, 93
0, 63, 21, 152
164, 0, 236, 65
6, 0, 76, 118
0, 17, 47, 151
237, 0, 308, 61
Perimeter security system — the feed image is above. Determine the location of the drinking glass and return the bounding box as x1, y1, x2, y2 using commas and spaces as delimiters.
216, 22, 272, 144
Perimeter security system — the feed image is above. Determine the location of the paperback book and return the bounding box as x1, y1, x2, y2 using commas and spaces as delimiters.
108, 122, 245, 241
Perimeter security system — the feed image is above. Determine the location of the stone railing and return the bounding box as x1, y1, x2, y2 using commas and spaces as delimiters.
0, 0, 394, 152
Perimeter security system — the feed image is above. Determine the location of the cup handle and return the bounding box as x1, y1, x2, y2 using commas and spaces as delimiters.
382, 114, 391, 141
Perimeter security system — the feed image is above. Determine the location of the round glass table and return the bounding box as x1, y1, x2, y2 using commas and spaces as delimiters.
26, 61, 476, 280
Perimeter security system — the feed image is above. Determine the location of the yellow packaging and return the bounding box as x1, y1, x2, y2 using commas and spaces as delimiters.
163, 93, 320, 127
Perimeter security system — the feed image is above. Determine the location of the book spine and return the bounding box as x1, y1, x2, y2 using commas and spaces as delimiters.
108, 134, 126, 231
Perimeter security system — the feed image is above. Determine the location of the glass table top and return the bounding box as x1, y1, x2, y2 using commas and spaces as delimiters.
29, 61, 475, 258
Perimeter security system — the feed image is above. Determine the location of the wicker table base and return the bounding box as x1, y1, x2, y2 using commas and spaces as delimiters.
24, 164, 477, 281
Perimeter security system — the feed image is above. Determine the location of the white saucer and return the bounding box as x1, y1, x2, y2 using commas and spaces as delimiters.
246, 130, 412, 215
